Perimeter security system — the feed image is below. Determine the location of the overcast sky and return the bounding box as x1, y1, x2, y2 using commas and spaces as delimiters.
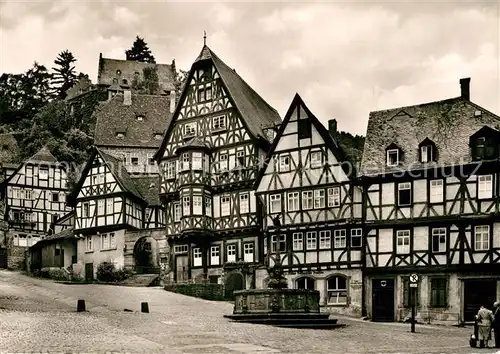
1, 0, 499, 136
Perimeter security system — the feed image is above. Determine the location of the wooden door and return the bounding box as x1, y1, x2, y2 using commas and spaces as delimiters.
225, 272, 244, 300
372, 278, 395, 322
464, 279, 497, 322
0, 248, 7, 269
175, 256, 188, 282
85, 263, 94, 282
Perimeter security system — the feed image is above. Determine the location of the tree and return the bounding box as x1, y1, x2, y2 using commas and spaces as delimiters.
125, 36, 156, 63
52, 50, 77, 99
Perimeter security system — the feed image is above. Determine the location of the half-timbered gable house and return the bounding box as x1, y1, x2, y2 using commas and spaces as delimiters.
94, 93, 173, 175
70, 148, 153, 279
155, 45, 281, 285
255, 94, 363, 316
3, 146, 71, 248
360, 78, 500, 323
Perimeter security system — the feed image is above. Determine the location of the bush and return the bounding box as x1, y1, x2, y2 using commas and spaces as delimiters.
96, 262, 133, 282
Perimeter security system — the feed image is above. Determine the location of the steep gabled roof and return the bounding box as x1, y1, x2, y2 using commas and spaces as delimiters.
255, 93, 350, 187
30, 228, 75, 249
27, 146, 58, 163
132, 176, 160, 206
360, 95, 500, 176
94, 94, 172, 148
155, 45, 281, 160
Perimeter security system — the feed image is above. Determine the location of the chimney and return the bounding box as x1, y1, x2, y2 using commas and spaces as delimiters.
460, 77, 471, 100
328, 119, 338, 135
170, 91, 176, 113
123, 90, 132, 105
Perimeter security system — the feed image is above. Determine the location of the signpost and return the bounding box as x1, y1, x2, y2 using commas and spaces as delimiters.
409, 273, 419, 333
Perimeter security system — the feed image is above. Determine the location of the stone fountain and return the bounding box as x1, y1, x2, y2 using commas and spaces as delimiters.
224, 217, 342, 329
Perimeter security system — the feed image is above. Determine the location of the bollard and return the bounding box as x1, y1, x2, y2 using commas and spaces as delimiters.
77, 299, 86, 312
141, 302, 149, 313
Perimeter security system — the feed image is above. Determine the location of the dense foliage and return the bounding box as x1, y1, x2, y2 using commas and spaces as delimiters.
96, 262, 133, 282
51, 50, 78, 100
125, 36, 156, 63
336, 131, 365, 169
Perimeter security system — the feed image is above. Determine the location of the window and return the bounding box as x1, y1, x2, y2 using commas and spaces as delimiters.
239, 193, 249, 214
227, 244, 236, 262
296, 277, 315, 290
174, 245, 188, 254
101, 234, 108, 249
334, 229, 346, 248
212, 115, 226, 131
396, 230, 410, 254
193, 248, 202, 267
287, 192, 299, 212
166, 161, 176, 179
106, 199, 113, 214
193, 196, 202, 215
327, 276, 347, 305
181, 153, 190, 171
430, 180, 444, 203
85, 236, 92, 251
174, 203, 181, 222
26, 166, 33, 177
192, 152, 203, 170
210, 246, 220, 265
432, 228, 447, 253
205, 197, 212, 217
54, 169, 61, 181
306, 232, 317, 250
270, 194, 281, 213
398, 182, 412, 206
236, 151, 245, 168
474, 225, 490, 251
221, 196, 230, 216
110, 233, 116, 249
131, 157, 139, 165
472, 136, 498, 160
314, 189, 325, 209
328, 187, 340, 207
298, 119, 311, 139
98, 199, 104, 215
182, 196, 190, 216
244, 243, 254, 262
319, 230, 331, 249
420, 145, 434, 163
403, 277, 420, 307
386, 149, 399, 166
302, 191, 313, 210
184, 123, 196, 137
351, 229, 362, 248
310, 151, 322, 168
39, 167, 49, 180
219, 153, 228, 171
83, 202, 90, 218
478, 175, 493, 199
279, 155, 290, 172
430, 278, 447, 307
198, 87, 212, 102
292, 233, 303, 250
271, 234, 286, 253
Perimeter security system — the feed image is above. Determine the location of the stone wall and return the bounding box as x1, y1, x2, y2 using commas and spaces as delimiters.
8, 246, 26, 270
124, 228, 168, 272
164, 283, 225, 301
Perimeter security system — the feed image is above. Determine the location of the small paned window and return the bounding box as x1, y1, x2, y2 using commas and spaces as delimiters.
193, 248, 202, 267
296, 277, 315, 290
239, 193, 249, 214
270, 194, 281, 213
478, 175, 493, 199
227, 244, 236, 263
319, 230, 331, 249
287, 192, 299, 212
314, 189, 325, 209
396, 230, 410, 254
212, 115, 226, 131
431, 228, 447, 253
302, 191, 313, 210
327, 276, 347, 305
334, 229, 346, 248
279, 155, 290, 172
474, 225, 490, 251
351, 229, 362, 248
271, 234, 286, 253
430, 180, 444, 203
298, 119, 312, 139
398, 182, 412, 206
306, 231, 317, 250
221, 196, 231, 216
310, 151, 323, 168
386, 149, 399, 166
292, 232, 303, 250
430, 278, 447, 307
243, 243, 254, 262
328, 187, 341, 207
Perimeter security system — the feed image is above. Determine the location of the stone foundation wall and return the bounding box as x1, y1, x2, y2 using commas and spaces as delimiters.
8, 246, 26, 270
164, 283, 225, 301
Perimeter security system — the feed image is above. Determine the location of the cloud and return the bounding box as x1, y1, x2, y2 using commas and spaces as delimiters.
0, 1, 498, 136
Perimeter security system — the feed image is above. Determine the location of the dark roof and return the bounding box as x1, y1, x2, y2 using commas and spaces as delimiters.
132, 176, 160, 206
97, 56, 176, 93
98, 149, 143, 200
360, 96, 500, 176
94, 94, 172, 148
200, 46, 282, 138
27, 146, 58, 163
31, 228, 75, 248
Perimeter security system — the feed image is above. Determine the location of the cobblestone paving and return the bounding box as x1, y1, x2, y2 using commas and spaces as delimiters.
0, 270, 498, 354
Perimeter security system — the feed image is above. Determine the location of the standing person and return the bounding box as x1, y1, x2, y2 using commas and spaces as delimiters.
493, 302, 500, 348
477, 304, 494, 348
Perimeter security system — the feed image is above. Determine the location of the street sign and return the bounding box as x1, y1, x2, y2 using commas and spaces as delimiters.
410, 274, 419, 283
410, 283, 418, 288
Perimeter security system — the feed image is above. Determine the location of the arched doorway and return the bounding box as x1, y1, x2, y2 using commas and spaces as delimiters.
225, 272, 244, 300
133, 237, 159, 274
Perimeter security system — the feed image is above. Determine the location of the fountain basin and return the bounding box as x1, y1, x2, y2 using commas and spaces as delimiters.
224, 288, 343, 329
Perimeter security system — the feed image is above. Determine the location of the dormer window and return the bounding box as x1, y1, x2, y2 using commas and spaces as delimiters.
197, 86, 212, 102
137, 115, 144, 121
419, 138, 437, 163
154, 133, 163, 140
386, 144, 402, 167
470, 126, 500, 161
122, 79, 128, 85
116, 132, 125, 139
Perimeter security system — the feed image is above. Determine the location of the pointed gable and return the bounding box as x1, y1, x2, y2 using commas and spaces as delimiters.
154, 45, 281, 160
256, 94, 350, 193
28, 146, 58, 163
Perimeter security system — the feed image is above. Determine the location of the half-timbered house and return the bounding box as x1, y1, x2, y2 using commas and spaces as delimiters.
360, 78, 500, 324
3, 146, 71, 248
93, 92, 173, 175
255, 94, 363, 316
155, 44, 281, 286
70, 147, 166, 280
